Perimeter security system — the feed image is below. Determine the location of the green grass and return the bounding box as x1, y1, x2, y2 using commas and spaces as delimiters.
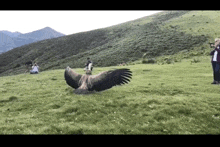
0, 56, 220, 134
163, 11, 220, 38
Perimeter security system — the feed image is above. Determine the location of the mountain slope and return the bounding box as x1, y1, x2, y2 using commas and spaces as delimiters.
0, 11, 216, 76
0, 27, 65, 54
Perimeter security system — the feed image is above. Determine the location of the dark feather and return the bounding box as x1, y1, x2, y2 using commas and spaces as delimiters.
64, 67, 82, 89
89, 68, 132, 91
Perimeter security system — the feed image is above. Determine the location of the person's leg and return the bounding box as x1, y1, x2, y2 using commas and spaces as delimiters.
214, 62, 220, 84
30, 70, 38, 74
215, 62, 220, 83
212, 62, 217, 84
30, 70, 34, 74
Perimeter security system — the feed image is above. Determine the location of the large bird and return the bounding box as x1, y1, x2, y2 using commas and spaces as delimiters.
64, 64, 132, 94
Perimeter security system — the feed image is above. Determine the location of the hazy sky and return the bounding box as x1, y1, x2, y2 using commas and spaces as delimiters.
0, 11, 162, 35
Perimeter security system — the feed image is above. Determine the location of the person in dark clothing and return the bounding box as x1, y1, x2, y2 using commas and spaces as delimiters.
210, 40, 220, 84
86, 58, 92, 67
85, 58, 93, 71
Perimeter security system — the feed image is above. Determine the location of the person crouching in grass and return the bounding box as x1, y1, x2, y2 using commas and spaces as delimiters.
30, 63, 39, 74
210, 38, 220, 84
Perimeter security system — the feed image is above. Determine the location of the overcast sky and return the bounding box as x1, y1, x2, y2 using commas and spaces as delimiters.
0, 11, 162, 35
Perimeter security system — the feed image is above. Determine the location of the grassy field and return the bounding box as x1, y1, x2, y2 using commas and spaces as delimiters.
0, 55, 220, 134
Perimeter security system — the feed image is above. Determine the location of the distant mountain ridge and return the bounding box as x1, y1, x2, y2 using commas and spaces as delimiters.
0, 32, 16, 53
0, 27, 65, 53
1, 30, 22, 37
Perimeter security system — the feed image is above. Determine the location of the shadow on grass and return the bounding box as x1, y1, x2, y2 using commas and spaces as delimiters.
0, 96, 18, 103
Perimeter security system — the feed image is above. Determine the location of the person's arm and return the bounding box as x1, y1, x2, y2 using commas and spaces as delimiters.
210, 43, 215, 48
87, 61, 91, 66
216, 48, 220, 54
210, 49, 215, 55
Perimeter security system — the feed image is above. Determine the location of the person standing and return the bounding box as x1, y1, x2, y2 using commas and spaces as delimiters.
84, 57, 93, 71
210, 38, 220, 84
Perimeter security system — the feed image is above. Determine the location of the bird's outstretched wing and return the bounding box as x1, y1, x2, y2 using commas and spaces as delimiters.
64, 66, 82, 89
88, 68, 132, 91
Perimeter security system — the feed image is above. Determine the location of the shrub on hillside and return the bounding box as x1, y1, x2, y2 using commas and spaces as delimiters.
156, 56, 175, 65
191, 58, 201, 64
142, 58, 157, 64
13, 64, 21, 68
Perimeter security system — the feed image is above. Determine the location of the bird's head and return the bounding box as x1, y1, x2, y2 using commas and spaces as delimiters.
66, 66, 70, 71
86, 70, 92, 75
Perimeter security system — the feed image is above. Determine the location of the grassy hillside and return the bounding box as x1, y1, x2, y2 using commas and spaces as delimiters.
163, 11, 220, 37
0, 11, 214, 77
0, 56, 219, 134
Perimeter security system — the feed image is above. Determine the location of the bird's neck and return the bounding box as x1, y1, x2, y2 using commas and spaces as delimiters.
79, 81, 88, 90
86, 70, 92, 75
79, 75, 89, 90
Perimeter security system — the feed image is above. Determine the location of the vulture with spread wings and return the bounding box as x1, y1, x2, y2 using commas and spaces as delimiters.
64, 66, 132, 94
